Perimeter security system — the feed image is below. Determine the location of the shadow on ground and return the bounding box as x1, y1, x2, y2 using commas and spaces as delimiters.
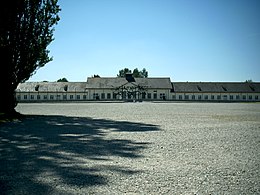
0, 115, 159, 194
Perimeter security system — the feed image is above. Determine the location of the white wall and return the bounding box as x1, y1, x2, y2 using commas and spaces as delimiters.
170, 92, 260, 101
16, 92, 89, 101
16, 91, 260, 102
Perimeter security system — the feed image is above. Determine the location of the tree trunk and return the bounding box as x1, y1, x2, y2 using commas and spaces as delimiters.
0, 46, 18, 115
0, 83, 18, 115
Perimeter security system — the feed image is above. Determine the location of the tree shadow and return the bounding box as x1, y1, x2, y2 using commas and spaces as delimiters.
0, 115, 160, 194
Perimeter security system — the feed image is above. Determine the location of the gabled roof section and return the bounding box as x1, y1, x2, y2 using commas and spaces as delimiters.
16, 82, 87, 92
171, 82, 260, 93
86, 77, 172, 89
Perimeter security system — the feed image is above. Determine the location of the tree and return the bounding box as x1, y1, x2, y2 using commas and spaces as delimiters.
117, 68, 131, 78
140, 68, 148, 78
132, 68, 139, 78
57, 78, 68, 82
0, 0, 60, 114
117, 68, 148, 78
245, 79, 253, 83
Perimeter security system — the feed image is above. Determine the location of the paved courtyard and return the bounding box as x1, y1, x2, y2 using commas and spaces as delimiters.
1, 102, 260, 194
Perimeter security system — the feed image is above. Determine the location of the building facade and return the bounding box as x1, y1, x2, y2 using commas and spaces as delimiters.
16, 77, 260, 102
171, 82, 260, 102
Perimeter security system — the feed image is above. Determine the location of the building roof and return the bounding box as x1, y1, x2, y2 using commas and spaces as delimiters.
86, 77, 172, 89
16, 80, 260, 93
16, 82, 87, 92
171, 82, 260, 93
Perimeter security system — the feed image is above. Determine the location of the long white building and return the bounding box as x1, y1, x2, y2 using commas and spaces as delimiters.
16, 77, 260, 102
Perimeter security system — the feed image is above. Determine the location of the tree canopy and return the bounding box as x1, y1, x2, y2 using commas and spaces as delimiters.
57, 78, 68, 82
0, 0, 60, 114
117, 68, 148, 78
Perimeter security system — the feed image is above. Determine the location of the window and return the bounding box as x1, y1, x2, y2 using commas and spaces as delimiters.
37, 95, 41, 100
83, 95, 87, 100
198, 95, 202, 100
107, 93, 111, 99
192, 95, 195, 100
255, 95, 259, 100
236, 95, 240, 100
160, 93, 163, 99
101, 93, 105, 99
185, 95, 189, 100
56, 95, 61, 100
217, 95, 221, 100
204, 95, 208, 100
24, 95, 27, 100
230, 95, 233, 100
142, 93, 146, 99
50, 95, 54, 100
242, 95, 246, 100
76, 95, 81, 100
113, 93, 117, 99
172, 95, 176, 100
93, 93, 99, 100
179, 95, 182, 100
148, 93, 151, 99
153, 93, 157, 99
17, 95, 21, 100
249, 95, 252, 100
160, 93, 166, 100
223, 95, 227, 100
63, 95, 67, 100
70, 95, 74, 100
211, 95, 214, 100
44, 95, 48, 100
30, 95, 34, 100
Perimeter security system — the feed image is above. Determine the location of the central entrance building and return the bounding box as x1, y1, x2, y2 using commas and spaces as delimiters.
86, 76, 172, 101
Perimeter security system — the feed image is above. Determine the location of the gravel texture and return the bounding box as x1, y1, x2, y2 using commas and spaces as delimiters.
0, 102, 260, 194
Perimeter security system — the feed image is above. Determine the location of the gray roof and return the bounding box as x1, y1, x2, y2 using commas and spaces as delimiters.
171, 82, 260, 93
16, 82, 87, 92
16, 78, 172, 92
16, 80, 260, 93
86, 77, 172, 89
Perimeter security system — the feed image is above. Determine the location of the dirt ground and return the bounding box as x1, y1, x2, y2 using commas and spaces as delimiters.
0, 102, 260, 194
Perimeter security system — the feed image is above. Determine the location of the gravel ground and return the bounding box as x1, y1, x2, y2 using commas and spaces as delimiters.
1, 102, 260, 194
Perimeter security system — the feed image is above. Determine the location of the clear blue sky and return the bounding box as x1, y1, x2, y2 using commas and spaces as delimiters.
29, 0, 260, 82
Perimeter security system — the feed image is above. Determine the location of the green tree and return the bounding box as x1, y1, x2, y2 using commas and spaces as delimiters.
117, 68, 148, 78
0, 0, 60, 114
140, 68, 148, 78
117, 68, 131, 77
57, 78, 68, 82
132, 68, 140, 78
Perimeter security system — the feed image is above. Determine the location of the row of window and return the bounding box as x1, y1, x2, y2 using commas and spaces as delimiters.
93, 93, 166, 100
173, 94, 259, 100
16, 93, 260, 101
17, 92, 167, 101
17, 94, 88, 100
